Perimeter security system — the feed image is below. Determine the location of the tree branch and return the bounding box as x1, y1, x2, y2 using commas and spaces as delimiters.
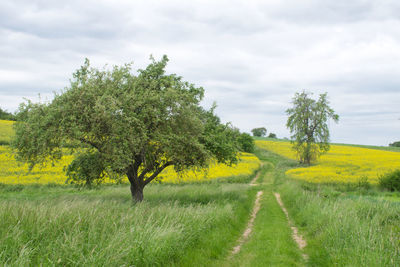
143, 161, 173, 185
79, 137, 100, 150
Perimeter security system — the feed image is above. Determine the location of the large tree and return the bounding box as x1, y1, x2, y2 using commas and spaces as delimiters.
251, 127, 267, 137
12, 56, 239, 201
286, 91, 339, 164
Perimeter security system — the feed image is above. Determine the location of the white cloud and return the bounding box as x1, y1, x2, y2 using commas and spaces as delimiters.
0, 0, 399, 145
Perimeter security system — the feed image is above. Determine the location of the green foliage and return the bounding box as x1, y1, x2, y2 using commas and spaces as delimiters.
251, 127, 267, 137
0, 108, 15, 121
286, 91, 339, 164
267, 132, 277, 138
12, 55, 239, 201
237, 132, 255, 153
198, 104, 239, 166
65, 151, 105, 186
357, 176, 371, 190
379, 169, 400, 191
389, 141, 400, 147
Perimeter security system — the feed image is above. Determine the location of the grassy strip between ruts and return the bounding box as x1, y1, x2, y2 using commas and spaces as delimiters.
222, 161, 305, 267
0, 173, 258, 266
257, 146, 400, 266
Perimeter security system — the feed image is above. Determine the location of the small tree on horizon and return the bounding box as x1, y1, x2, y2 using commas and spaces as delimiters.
251, 127, 267, 137
12, 56, 239, 202
286, 91, 339, 164
389, 141, 400, 147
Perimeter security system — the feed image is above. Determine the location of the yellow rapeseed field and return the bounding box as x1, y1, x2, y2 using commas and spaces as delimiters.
0, 120, 14, 144
256, 140, 400, 184
0, 119, 260, 184
160, 152, 260, 183
0, 146, 74, 184
0, 144, 260, 185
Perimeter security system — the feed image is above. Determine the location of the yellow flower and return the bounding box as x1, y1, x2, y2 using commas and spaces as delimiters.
0, 144, 260, 185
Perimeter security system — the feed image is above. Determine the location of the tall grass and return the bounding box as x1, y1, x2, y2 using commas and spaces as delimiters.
280, 182, 400, 266
0, 182, 255, 266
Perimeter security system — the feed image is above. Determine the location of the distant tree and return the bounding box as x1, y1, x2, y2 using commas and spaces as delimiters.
389, 141, 400, 147
237, 133, 255, 153
0, 107, 15, 121
268, 133, 277, 138
12, 56, 239, 202
251, 127, 267, 137
286, 91, 339, 164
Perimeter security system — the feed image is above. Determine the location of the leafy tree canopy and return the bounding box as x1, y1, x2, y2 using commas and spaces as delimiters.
12, 56, 239, 201
251, 127, 267, 137
237, 132, 255, 153
267, 133, 277, 138
286, 91, 339, 164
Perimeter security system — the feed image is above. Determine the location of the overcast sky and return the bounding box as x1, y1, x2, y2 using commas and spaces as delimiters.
1, 0, 400, 146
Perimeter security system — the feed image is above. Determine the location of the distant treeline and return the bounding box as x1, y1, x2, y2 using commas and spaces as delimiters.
0, 108, 16, 121
389, 141, 400, 147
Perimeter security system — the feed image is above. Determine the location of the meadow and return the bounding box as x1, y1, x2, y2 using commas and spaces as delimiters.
0, 180, 258, 266
0, 119, 266, 266
2, 118, 400, 266
256, 140, 400, 184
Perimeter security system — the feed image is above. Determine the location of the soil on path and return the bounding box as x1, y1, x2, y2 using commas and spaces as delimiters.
231, 190, 264, 255
274, 192, 308, 260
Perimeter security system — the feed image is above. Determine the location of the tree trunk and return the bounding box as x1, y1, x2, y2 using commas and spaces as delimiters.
130, 183, 144, 202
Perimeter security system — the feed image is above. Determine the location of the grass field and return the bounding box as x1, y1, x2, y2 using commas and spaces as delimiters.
256, 140, 400, 184
0, 179, 257, 266
2, 118, 400, 266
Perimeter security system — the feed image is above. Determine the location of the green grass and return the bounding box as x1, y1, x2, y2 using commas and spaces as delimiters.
217, 150, 306, 266
0, 180, 256, 266
224, 164, 305, 266
2, 122, 399, 266
253, 136, 289, 142
256, 147, 400, 266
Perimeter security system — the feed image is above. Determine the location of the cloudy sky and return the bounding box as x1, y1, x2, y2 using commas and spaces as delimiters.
1, 0, 399, 146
